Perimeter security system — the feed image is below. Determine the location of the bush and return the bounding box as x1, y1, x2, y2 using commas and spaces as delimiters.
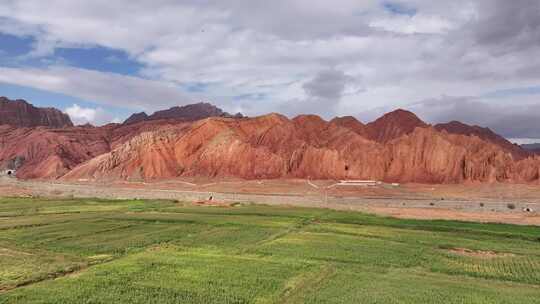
507, 203, 516, 210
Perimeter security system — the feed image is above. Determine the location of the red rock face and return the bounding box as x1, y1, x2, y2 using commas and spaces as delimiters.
365, 109, 427, 143
435, 121, 529, 160
0, 125, 110, 178
0, 119, 178, 179
62, 115, 540, 184
383, 127, 520, 183
329, 116, 369, 138
0, 97, 73, 128
2, 100, 539, 184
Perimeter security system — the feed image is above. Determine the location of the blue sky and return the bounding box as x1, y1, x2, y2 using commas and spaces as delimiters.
0, 33, 142, 123
0, 1, 539, 141
382, 1, 417, 16
0, 82, 132, 120
0, 33, 33, 58
54, 47, 143, 76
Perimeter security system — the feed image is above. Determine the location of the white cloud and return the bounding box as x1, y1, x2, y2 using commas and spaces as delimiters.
0, 0, 539, 137
369, 14, 455, 34
510, 138, 540, 145
0, 66, 194, 112
65, 104, 117, 126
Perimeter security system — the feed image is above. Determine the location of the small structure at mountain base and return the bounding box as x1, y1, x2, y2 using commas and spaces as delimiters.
1, 169, 16, 178
337, 180, 381, 187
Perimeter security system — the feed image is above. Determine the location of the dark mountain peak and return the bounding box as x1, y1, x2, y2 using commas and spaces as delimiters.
435, 121, 530, 159
123, 112, 149, 125
151, 102, 224, 120
376, 109, 425, 124
123, 102, 244, 124
435, 120, 492, 136
0, 96, 73, 128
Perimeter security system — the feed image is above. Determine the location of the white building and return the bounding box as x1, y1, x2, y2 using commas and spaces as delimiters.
338, 180, 380, 186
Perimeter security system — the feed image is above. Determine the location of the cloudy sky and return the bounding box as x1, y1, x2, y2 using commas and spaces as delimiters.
0, 1, 539, 142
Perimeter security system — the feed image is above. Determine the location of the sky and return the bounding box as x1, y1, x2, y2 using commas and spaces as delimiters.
0, 1, 539, 143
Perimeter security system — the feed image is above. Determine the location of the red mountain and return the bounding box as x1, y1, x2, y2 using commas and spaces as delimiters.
329, 116, 369, 138
2, 100, 539, 184
0, 97, 73, 128
365, 109, 428, 143
0, 119, 179, 178
434, 121, 529, 160
63, 114, 539, 184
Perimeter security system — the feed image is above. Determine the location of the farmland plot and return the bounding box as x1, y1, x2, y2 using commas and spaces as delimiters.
1, 197, 540, 303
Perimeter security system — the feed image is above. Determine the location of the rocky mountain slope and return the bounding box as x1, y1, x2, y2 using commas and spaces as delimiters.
0, 118, 183, 178
434, 121, 529, 160
329, 116, 369, 138
0, 100, 237, 177
63, 111, 540, 184
2, 99, 539, 184
0, 97, 73, 128
365, 109, 427, 143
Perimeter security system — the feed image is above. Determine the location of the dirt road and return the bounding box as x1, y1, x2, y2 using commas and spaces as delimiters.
2, 177, 540, 225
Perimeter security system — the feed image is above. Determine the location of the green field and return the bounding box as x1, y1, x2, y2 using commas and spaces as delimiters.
1, 197, 540, 303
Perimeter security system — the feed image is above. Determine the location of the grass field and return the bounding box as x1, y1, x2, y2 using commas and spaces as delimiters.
1, 197, 540, 303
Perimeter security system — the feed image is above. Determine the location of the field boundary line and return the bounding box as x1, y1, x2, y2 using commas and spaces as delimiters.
278, 264, 337, 303
0, 263, 88, 295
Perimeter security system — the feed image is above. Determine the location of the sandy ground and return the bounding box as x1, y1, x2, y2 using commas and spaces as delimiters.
367, 207, 540, 226
2, 177, 540, 226
110, 178, 540, 202
0, 183, 32, 197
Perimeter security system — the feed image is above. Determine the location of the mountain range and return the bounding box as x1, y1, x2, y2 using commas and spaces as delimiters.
123, 102, 243, 125
1, 96, 539, 184
522, 143, 540, 155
